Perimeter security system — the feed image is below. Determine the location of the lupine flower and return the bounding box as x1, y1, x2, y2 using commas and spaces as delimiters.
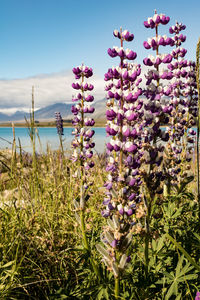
97, 28, 145, 278
195, 292, 200, 300
71, 64, 95, 211
70, 64, 101, 279
55, 112, 64, 136
162, 22, 198, 191
142, 10, 174, 196
144, 13, 170, 29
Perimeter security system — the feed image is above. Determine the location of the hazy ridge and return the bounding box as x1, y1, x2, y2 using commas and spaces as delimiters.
0, 99, 106, 123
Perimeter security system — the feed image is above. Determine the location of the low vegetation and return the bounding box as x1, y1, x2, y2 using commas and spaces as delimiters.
0, 144, 199, 299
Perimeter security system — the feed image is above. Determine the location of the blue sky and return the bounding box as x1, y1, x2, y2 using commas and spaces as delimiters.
0, 0, 200, 111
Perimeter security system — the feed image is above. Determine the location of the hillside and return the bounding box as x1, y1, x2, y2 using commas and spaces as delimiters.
0, 100, 106, 123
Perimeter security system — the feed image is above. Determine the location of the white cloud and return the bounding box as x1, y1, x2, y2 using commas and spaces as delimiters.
0, 70, 105, 113
0, 107, 32, 115
0, 65, 163, 114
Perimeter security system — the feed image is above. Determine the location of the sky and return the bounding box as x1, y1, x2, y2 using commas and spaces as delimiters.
0, 0, 200, 113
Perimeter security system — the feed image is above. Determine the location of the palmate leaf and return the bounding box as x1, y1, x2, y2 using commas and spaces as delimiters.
175, 293, 182, 300
157, 254, 198, 298
165, 281, 178, 300
176, 255, 184, 276
156, 234, 165, 252
163, 202, 183, 219
151, 234, 166, 253
177, 262, 194, 278
177, 273, 198, 281
162, 271, 174, 282
166, 234, 200, 272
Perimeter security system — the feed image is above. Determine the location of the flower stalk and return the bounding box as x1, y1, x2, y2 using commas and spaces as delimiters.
115, 276, 120, 299
97, 28, 145, 296
71, 65, 100, 279
143, 10, 174, 277
55, 112, 64, 154
161, 21, 198, 198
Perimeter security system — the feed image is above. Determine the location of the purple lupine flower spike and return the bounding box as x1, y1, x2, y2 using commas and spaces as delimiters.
195, 292, 200, 300
97, 28, 145, 277
160, 21, 198, 191
71, 64, 95, 211
142, 10, 181, 198
55, 112, 64, 136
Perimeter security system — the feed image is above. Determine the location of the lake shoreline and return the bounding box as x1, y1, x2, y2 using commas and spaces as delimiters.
0, 122, 106, 128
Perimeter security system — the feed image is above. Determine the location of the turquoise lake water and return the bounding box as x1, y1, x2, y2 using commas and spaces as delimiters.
0, 127, 197, 154
0, 127, 108, 153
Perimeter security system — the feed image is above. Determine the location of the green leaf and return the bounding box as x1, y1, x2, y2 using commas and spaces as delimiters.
163, 271, 174, 281
166, 234, 200, 272
97, 288, 104, 299
171, 207, 182, 219
178, 263, 193, 277
155, 262, 162, 273
165, 281, 178, 299
104, 289, 109, 300
175, 293, 182, 300
175, 255, 184, 276
178, 274, 198, 281
156, 234, 165, 252
152, 239, 156, 251
0, 261, 14, 269
193, 232, 200, 243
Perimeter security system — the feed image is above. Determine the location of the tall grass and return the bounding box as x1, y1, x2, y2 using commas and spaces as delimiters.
0, 139, 106, 298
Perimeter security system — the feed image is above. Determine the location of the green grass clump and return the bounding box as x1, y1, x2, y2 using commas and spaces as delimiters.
0, 147, 107, 299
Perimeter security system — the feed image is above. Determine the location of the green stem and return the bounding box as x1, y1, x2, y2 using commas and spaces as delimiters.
11, 123, 16, 178
59, 135, 64, 157
145, 236, 149, 270
144, 193, 152, 280
144, 210, 150, 279
80, 210, 89, 251
115, 276, 120, 300
80, 210, 101, 280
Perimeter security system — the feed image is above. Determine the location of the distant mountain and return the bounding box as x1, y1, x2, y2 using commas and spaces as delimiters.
0, 96, 172, 123
11, 110, 27, 120
0, 112, 9, 122
0, 100, 106, 123
93, 99, 106, 121
34, 103, 72, 120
